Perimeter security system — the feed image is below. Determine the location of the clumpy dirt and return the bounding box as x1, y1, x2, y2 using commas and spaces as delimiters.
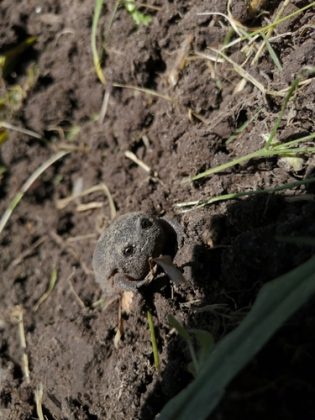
1, 0, 315, 419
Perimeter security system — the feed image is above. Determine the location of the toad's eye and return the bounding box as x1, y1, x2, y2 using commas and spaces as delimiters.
123, 245, 134, 256
140, 218, 153, 229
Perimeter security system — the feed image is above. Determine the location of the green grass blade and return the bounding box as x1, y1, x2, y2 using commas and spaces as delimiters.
274, 132, 315, 149
261, 32, 282, 71
159, 256, 315, 420
265, 78, 299, 148
148, 310, 160, 371
190, 130, 314, 182
176, 177, 315, 210
274, 147, 315, 156
190, 149, 264, 181
249, 2, 315, 38
91, 0, 106, 85
33, 267, 58, 312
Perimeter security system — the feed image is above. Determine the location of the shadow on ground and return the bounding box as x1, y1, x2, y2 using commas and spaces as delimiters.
140, 192, 315, 420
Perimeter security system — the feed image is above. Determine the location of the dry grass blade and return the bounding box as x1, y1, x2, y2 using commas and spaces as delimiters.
10, 306, 30, 384
135, 2, 161, 11
33, 268, 58, 312
125, 150, 152, 174
67, 270, 86, 309
0, 150, 69, 235
277, 78, 313, 96
197, 9, 247, 38
200, 1, 314, 76
251, 0, 290, 65
66, 233, 97, 243
209, 48, 268, 96
10, 237, 45, 268
56, 182, 116, 219
251, 2, 315, 36
113, 82, 172, 102
106, 0, 120, 36
91, 0, 106, 85
76, 202, 103, 212
0, 121, 42, 139
99, 84, 112, 123
34, 383, 45, 420
49, 231, 90, 275
187, 69, 313, 183
168, 34, 193, 87
194, 51, 224, 63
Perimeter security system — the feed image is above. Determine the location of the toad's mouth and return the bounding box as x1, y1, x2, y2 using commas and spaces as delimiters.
108, 269, 139, 282
124, 274, 141, 283
107, 270, 144, 283
108, 269, 154, 289
107, 275, 149, 292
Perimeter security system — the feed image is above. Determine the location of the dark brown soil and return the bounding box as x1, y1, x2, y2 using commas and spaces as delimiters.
1, 1, 315, 419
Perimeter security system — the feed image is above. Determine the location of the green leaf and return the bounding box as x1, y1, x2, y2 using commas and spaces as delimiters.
159, 256, 315, 420
277, 236, 315, 247
189, 329, 214, 375
168, 315, 199, 375
131, 10, 152, 26
168, 315, 190, 342
168, 317, 214, 378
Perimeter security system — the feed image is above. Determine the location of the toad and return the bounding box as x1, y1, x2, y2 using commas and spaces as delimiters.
93, 212, 180, 296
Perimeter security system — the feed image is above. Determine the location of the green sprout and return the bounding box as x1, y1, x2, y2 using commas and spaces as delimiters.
123, 0, 152, 26
147, 310, 160, 371
168, 315, 214, 378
